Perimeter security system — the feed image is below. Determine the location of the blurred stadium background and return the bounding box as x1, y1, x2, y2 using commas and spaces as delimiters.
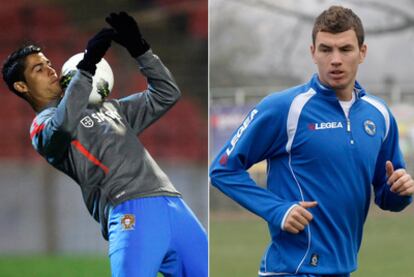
210, 0, 414, 276
0, 0, 207, 275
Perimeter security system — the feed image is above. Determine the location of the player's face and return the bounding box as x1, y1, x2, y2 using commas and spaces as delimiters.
22, 53, 62, 102
311, 29, 366, 98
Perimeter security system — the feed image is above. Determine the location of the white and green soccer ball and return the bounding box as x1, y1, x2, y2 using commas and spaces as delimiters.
60, 53, 114, 104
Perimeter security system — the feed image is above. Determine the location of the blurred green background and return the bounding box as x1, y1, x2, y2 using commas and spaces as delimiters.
0, 255, 168, 276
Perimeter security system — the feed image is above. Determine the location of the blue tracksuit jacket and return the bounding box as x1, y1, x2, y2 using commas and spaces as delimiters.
210, 74, 412, 275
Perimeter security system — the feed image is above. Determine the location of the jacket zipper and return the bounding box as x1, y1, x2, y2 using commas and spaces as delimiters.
346, 116, 354, 144
340, 94, 356, 145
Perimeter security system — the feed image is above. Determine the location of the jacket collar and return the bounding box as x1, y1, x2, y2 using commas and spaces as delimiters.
310, 73, 366, 100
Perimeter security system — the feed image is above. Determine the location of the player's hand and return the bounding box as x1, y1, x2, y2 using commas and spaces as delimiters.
105, 11, 150, 57
386, 161, 414, 196
283, 201, 317, 234
77, 28, 115, 75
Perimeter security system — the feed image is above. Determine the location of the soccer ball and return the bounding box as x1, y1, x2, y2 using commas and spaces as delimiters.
60, 53, 114, 104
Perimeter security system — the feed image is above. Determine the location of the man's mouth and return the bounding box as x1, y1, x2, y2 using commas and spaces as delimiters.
329, 70, 345, 79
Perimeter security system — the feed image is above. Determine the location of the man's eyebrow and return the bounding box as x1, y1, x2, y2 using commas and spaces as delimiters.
318, 43, 354, 48
339, 44, 354, 49
318, 43, 331, 48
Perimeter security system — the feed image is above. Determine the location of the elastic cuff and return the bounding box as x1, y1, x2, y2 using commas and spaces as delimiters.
76, 60, 96, 75
136, 49, 157, 67
128, 39, 151, 58
280, 204, 299, 230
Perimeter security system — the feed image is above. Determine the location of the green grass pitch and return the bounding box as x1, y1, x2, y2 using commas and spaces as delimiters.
0, 255, 164, 276
210, 207, 414, 277
0, 255, 110, 277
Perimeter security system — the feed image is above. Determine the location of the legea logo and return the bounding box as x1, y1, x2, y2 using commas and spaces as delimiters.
225, 109, 258, 156
308, 121, 343, 130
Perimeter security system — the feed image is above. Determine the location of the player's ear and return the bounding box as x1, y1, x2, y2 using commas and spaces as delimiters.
359, 44, 367, 64
13, 81, 29, 95
310, 44, 316, 64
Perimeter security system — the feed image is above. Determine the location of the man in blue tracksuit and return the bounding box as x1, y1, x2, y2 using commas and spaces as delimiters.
210, 6, 414, 277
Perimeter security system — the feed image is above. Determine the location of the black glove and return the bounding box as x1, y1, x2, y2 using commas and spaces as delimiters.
105, 12, 150, 57
77, 28, 115, 75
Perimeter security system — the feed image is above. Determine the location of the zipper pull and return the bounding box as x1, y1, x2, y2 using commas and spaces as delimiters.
347, 119, 351, 132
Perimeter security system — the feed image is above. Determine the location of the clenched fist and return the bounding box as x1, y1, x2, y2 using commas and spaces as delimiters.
386, 161, 414, 196
283, 201, 318, 234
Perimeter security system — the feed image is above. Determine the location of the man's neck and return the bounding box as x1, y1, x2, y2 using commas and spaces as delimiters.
34, 99, 60, 113
335, 88, 354, 101
317, 75, 356, 101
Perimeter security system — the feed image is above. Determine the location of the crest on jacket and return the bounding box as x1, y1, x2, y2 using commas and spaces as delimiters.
80, 116, 94, 128
364, 120, 376, 136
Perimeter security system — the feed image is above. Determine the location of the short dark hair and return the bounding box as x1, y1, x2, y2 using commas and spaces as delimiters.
2, 44, 42, 98
312, 6, 364, 47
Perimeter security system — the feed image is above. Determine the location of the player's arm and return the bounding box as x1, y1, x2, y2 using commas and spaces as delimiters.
210, 96, 303, 234
372, 113, 413, 211
31, 29, 114, 163
107, 12, 180, 135
118, 50, 180, 134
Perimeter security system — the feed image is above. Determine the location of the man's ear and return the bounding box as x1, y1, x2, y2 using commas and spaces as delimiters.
13, 81, 29, 95
359, 44, 367, 64
310, 44, 316, 64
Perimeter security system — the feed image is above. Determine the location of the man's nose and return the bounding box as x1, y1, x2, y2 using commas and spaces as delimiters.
331, 50, 342, 66
47, 65, 57, 76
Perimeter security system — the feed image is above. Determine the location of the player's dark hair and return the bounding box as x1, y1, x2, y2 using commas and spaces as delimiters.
2, 44, 42, 99
312, 6, 364, 47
